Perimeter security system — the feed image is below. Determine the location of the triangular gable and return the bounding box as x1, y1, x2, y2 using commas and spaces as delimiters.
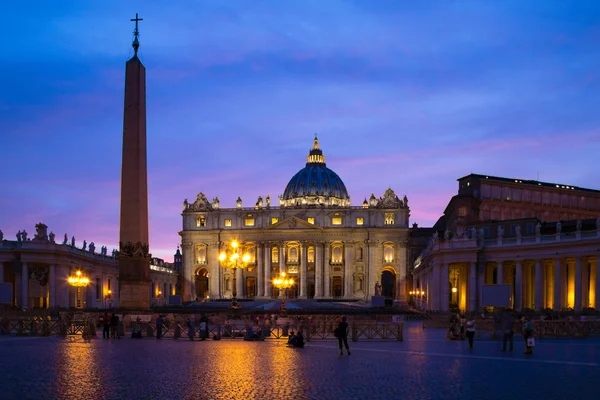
265, 216, 322, 230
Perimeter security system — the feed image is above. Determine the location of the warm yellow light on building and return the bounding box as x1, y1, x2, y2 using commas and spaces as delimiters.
356, 217, 364, 226
68, 270, 90, 287
307, 217, 315, 224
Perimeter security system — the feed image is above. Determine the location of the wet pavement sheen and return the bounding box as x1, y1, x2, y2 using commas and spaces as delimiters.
1, 322, 599, 400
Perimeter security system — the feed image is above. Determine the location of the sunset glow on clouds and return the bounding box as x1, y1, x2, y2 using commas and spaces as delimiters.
2, 0, 600, 260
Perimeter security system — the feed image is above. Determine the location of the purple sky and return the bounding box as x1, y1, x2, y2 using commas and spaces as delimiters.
2, 1, 600, 261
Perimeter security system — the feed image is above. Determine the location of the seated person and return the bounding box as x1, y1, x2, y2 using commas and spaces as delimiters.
292, 331, 304, 348
245, 327, 255, 341
287, 331, 296, 345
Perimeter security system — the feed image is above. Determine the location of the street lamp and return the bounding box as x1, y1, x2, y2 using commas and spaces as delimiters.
272, 272, 294, 312
105, 289, 112, 309
68, 270, 90, 308
219, 240, 251, 309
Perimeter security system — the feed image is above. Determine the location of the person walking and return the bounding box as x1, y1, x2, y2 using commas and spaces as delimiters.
336, 316, 351, 355
465, 316, 476, 349
501, 312, 514, 351
102, 312, 110, 339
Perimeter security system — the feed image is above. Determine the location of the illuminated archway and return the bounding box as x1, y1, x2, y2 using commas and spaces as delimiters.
195, 268, 209, 300
381, 267, 396, 298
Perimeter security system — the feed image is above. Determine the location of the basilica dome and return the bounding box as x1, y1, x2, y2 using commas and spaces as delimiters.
280, 138, 350, 207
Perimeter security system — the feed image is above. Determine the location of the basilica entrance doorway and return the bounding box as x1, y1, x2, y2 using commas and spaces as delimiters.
382, 269, 396, 298
331, 276, 343, 297
195, 268, 209, 300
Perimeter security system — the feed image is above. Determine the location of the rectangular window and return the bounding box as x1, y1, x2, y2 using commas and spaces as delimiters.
356, 217, 364, 226
108, 279, 111, 291
332, 217, 342, 225
526, 223, 534, 235
307, 217, 315, 224
196, 216, 206, 227
245, 218, 255, 227
271, 217, 279, 224
96, 278, 101, 300
224, 219, 232, 227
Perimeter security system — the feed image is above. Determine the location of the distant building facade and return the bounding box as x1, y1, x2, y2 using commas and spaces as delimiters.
0, 223, 178, 309
179, 138, 410, 304
413, 175, 600, 312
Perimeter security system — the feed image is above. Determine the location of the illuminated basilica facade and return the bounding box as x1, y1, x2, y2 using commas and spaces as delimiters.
179, 138, 410, 303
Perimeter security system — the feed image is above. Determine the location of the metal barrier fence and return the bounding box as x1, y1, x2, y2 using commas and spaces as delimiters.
0, 317, 96, 336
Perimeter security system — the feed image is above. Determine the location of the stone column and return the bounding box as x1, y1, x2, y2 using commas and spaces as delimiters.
181, 242, 194, 302
21, 262, 28, 309
236, 268, 243, 299
256, 242, 264, 298
440, 263, 449, 311
469, 262, 477, 312
477, 261, 485, 310
595, 257, 600, 310
323, 242, 331, 297
344, 242, 353, 299
314, 242, 323, 298
208, 243, 220, 299
581, 258, 590, 308
279, 242, 285, 274
574, 257, 582, 312
367, 241, 378, 298
515, 261, 523, 311
497, 262, 503, 285
265, 243, 272, 298
49, 264, 56, 307
535, 259, 543, 311
554, 258, 561, 310
300, 242, 307, 298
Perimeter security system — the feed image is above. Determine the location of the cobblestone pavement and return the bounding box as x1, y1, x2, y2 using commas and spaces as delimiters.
1, 322, 599, 400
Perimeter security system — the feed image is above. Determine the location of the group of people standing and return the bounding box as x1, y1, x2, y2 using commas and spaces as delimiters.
102, 312, 121, 339
450, 312, 535, 354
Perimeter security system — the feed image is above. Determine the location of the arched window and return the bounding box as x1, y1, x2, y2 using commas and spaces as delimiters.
332, 246, 343, 263
196, 245, 207, 264
307, 247, 315, 263
357, 247, 363, 261
272, 247, 279, 263
384, 245, 394, 262
289, 246, 299, 263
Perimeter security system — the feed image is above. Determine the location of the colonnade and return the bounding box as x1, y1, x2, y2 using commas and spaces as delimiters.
415, 256, 600, 312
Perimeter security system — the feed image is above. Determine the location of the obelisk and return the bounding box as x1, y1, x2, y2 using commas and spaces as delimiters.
117, 13, 151, 309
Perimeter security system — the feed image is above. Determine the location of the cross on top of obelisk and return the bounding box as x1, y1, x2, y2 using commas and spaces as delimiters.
130, 13, 143, 55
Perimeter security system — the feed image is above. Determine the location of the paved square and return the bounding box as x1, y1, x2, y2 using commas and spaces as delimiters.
1, 322, 599, 399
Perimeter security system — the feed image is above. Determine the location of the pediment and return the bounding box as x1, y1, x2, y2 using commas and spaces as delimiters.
265, 216, 322, 230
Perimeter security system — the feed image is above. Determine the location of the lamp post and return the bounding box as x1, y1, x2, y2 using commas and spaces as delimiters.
219, 240, 251, 309
68, 270, 90, 309
272, 272, 294, 312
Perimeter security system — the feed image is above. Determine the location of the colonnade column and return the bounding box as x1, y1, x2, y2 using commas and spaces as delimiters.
256, 242, 264, 298
440, 263, 449, 311
595, 257, 600, 310
21, 262, 28, 308
574, 257, 582, 312
49, 264, 56, 307
264, 243, 272, 298
344, 243, 353, 299
581, 258, 589, 308
554, 258, 562, 310
497, 262, 503, 285
534, 259, 543, 311
515, 261, 523, 311
469, 262, 477, 312
367, 241, 378, 298
314, 242, 323, 298
299, 242, 307, 299
323, 242, 330, 297
477, 262, 485, 311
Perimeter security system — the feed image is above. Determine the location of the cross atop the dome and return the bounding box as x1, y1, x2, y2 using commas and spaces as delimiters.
313, 135, 320, 150
307, 136, 325, 165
